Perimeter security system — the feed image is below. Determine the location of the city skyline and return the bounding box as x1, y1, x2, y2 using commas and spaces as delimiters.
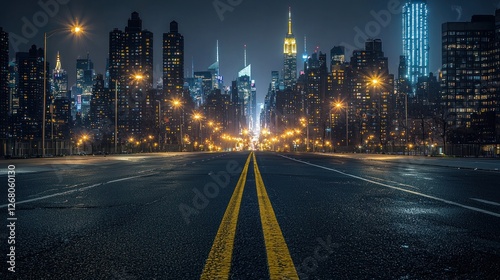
1, 2, 500, 278
1, 0, 499, 103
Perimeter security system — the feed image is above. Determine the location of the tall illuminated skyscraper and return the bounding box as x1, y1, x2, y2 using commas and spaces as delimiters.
108, 12, 154, 139
402, 0, 429, 89
283, 7, 297, 89
163, 20, 184, 97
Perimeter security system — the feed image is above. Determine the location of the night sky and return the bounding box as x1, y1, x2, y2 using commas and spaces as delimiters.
1, 0, 499, 103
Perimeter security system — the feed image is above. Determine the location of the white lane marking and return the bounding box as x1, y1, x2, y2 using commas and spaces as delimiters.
470, 198, 500, 207
364, 175, 419, 189
280, 155, 500, 218
0, 173, 158, 208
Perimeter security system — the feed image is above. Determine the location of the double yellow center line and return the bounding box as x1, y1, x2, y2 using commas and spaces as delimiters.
201, 152, 298, 280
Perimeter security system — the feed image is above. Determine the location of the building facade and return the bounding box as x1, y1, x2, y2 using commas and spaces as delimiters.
442, 12, 500, 144
402, 0, 429, 89
163, 21, 184, 97
108, 12, 154, 144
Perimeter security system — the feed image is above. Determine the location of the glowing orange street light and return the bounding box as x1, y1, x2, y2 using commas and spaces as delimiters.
172, 99, 182, 108
72, 25, 83, 34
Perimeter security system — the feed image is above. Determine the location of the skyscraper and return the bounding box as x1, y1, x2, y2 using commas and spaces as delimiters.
330, 46, 348, 100
442, 13, 499, 133
50, 52, 71, 150
283, 7, 297, 89
163, 21, 184, 97
304, 51, 328, 143
16, 45, 47, 145
75, 54, 95, 120
349, 39, 394, 149
402, 0, 429, 89
208, 40, 221, 90
108, 12, 154, 141
52, 52, 68, 99
238, 45, 255, 130
0, 27, 9, 155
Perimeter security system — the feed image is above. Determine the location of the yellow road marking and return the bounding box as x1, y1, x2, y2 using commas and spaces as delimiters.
200, 152, 253, 280
253, 153, 299, 280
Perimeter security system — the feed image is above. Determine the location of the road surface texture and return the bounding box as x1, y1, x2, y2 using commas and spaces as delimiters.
1, 152, 499, 279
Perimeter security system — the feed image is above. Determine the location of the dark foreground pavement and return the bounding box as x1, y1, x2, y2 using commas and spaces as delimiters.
0, 152, 499, 279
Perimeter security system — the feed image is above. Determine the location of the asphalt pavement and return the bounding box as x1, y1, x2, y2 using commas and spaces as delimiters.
0, 152, 499, 279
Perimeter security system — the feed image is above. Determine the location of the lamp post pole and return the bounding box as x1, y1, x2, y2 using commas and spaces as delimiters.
345, 102, 349, 150
115, 80, 118, 154
42, 25, 82, 157
405, 92, 409, 155
156, 100, 162, 151
42, 32, 48, 157
180, 108, 184, 151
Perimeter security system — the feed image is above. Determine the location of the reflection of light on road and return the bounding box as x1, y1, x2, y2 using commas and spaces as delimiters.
400, 207, 439, 215
365, 175, 419, 189
280, 155, 500, 218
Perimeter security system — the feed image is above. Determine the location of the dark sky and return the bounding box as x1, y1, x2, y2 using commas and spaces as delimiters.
1, 0, 499, 103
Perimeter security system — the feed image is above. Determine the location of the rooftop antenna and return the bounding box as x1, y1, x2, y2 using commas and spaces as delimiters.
302, 36, 308, 62
216, 40, 220, 75
244, 44, 247, 67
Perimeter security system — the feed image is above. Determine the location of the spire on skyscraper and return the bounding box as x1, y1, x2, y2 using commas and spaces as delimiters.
283, 7, 297, 89
244, 44, 247, 67
302, 36, 308, 62
216, 40, 219, 63
55, 51, 62, 71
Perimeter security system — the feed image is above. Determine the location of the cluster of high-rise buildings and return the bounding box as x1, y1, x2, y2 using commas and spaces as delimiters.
261, 1, 499, 155
0, 12, 257, 156
0, 0, 499, 156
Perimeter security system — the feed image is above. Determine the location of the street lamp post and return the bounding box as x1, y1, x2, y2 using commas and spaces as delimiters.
405, 92, 409, 155
172, 99, 184, 151
114, 80, 118, 154
193, 113, 203, 150
156, 100, 162, 151
371, 79, 380, 149
42, 25, 83, 157
335, 102, 349, 150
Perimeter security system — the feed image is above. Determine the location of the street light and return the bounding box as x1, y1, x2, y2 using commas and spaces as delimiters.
81, 134, 88, 154
335, 102, 349, 150
404, 92, 409, 155
193, 113, 203, 150
156, 100, 162, 151
370, 77, 383, 150
42, 24, 83, 157
172, 99, 184, 151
